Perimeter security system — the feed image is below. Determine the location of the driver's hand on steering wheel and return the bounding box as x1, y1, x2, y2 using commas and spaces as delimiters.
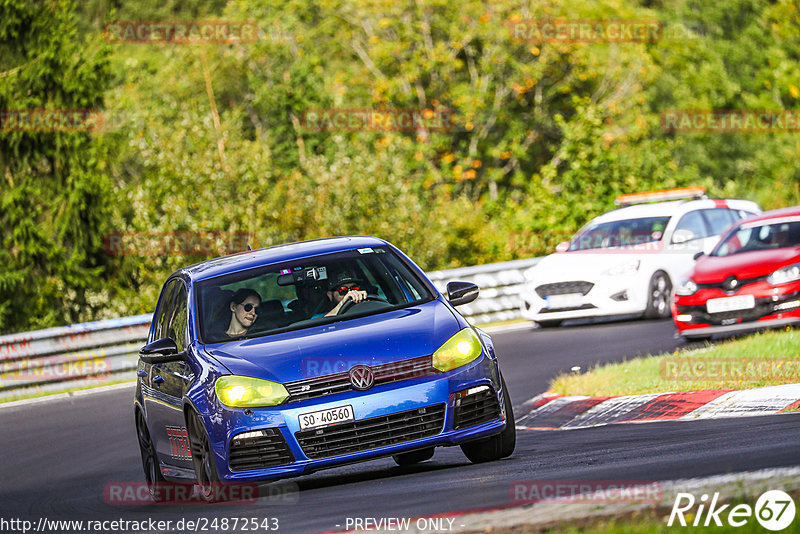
342, 289, 367, 305
326, 289, 368, 316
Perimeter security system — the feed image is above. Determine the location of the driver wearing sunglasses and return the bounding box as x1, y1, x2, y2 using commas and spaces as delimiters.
322, 270, 368, 317
226, 288, 262, 338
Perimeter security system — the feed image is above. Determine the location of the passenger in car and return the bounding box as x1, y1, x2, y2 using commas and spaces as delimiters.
220, 288, 262, 338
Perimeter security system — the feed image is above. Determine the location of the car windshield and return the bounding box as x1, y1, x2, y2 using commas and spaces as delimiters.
712, 219, 800, 256
568, 217, 670, 251
196, 247, 434, 343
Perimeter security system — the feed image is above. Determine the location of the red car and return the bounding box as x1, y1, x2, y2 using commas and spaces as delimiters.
673, 206, 800, 340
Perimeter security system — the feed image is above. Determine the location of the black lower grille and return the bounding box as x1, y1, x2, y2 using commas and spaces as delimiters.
539, 303, 597, 313
453, 386, 502, 430
696, 275, 766, 291
228, 429, 295, 471
296, 404, 445, 459
536, 281, 594, 298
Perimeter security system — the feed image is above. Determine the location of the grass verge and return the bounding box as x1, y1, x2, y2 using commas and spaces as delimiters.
551, 328, 800, 397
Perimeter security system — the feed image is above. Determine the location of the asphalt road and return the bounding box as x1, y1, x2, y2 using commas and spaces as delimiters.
1, 319, 798, 533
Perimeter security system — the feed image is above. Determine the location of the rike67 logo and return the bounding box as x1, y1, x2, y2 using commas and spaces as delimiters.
668, 490, 796, 531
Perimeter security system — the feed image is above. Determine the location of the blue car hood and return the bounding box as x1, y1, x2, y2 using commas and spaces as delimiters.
204, 299, 460, 383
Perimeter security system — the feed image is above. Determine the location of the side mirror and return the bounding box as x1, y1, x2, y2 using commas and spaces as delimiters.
139, 337, 184, 364
672, 229, 695, 244
693, 251, 705, 260
446, 281, 479, 307
555, 241, 570, 253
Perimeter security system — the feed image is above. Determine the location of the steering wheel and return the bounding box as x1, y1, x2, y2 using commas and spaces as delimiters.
336, 295, 391, 315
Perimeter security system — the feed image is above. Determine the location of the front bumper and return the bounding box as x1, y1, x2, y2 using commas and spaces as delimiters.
202, 356, 507, 482
519, 275, 648, 322
677, 317, 800, 339
674, 283, 800, 338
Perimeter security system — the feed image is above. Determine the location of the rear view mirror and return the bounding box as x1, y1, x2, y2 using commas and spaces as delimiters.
555, 241, 570, 253
446, 281, 479, 306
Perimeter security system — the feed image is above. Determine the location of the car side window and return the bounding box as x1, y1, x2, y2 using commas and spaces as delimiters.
151, 279, 178, 343
700, 208, 736, 236
672, 211, 709, 242
169, 284, 189, 352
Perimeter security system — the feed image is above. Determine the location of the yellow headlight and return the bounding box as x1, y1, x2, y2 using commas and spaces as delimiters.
215, 375, 289, 408
432, 328, 483, 372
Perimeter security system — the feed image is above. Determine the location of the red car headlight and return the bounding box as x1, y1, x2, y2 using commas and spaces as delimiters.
767, 264, 800, 286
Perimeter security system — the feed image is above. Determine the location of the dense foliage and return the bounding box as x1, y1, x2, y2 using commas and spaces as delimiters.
1, 0, 799, 333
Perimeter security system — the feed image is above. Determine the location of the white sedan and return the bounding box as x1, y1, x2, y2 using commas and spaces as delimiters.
519, 188, 760, 327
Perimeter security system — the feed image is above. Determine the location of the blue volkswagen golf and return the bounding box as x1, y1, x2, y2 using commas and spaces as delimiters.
134, 236, 515, 501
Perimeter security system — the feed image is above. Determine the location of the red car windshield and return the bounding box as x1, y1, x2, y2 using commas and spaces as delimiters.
713, 219, 800, 256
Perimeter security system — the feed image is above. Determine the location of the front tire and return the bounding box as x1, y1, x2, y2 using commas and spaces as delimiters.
460, 377, 516, 463
135, 410, 167, 502
644, 271, 672, 319
187, 409, 221, 502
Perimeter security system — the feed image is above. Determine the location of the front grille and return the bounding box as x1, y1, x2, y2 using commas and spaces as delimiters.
536, 281, 594, 298
453, 386, 502, 430
285, 356, 436, 403
228, 429, 295, 471
696, 275, 767, 293
295, 404, 445, 459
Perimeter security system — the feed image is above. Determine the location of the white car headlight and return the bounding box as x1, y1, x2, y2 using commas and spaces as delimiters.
675, 278, 698, 296
767, 264, 800, 285
603, 259, 640, 276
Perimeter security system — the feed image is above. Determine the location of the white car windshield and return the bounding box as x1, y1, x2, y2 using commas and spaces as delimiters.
713, 220, 800, 256
568, 217, 670, 251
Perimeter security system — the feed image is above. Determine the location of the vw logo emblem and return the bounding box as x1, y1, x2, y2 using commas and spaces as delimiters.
349, 364, 374, 391
723, 276, 739, 292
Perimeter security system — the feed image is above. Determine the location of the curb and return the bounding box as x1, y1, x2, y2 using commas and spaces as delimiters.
515, 383, 800, 430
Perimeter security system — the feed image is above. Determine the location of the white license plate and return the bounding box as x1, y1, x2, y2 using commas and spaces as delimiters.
299, 405, 354, 430
545, 293, 584, 309
706, 295, 755, 314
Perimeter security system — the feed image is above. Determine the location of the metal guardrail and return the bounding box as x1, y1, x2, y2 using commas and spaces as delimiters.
0, 258, 540, 399
426, 257, 540, 323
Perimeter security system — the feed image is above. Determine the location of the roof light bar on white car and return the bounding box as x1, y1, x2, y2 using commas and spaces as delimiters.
615, 186, 706, 206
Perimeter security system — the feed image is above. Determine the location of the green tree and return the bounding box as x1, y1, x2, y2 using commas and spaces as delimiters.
0, 0, 113, 333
